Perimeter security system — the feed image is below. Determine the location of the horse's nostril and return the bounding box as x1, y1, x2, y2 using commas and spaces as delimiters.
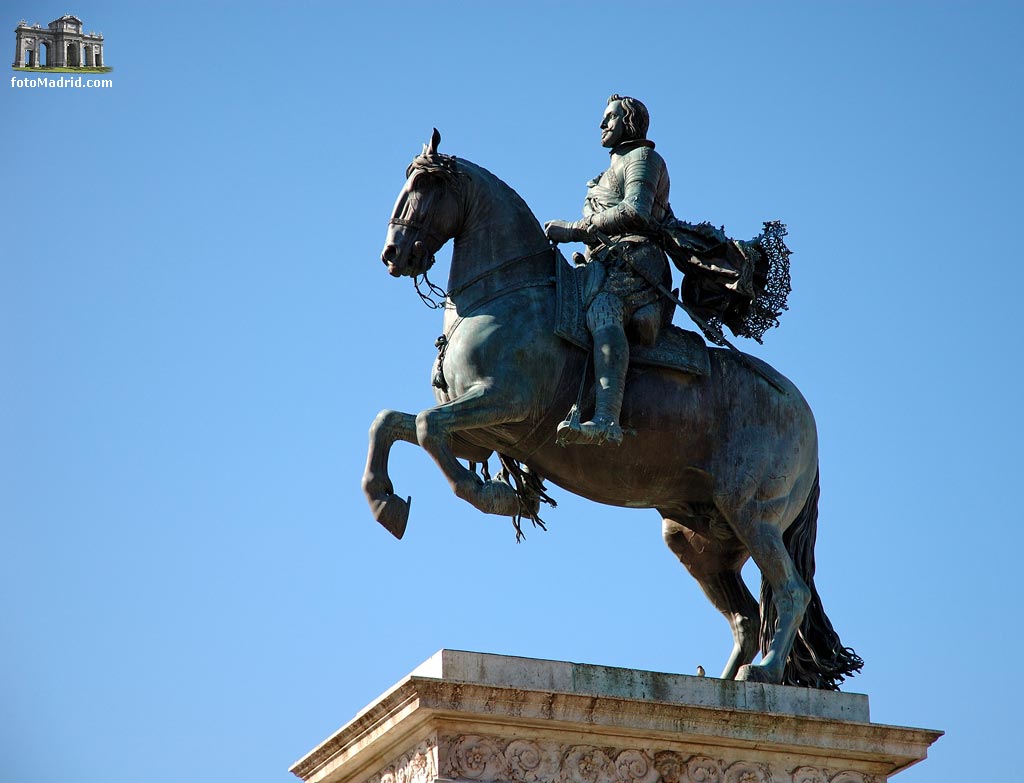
382, 244, 398, 263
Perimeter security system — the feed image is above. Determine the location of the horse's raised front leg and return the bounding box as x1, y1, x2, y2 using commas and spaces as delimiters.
363, 409, 419, 539
416, 386, 528, 518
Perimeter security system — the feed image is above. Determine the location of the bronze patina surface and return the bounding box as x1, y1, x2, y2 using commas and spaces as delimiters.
367, 115, 860, 690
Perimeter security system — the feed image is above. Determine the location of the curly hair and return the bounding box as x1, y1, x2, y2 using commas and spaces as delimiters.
607, 94, 650, 140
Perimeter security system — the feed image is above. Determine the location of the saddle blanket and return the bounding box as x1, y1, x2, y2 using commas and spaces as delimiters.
553, 251, 710, 377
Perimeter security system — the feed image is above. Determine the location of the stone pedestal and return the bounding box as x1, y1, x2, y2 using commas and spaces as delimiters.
291, 650, 941, 783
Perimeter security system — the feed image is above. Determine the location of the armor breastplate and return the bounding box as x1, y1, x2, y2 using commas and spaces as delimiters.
583, 140, 670, 235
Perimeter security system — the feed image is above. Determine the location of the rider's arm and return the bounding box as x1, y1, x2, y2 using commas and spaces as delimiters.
589, 148, 665, 235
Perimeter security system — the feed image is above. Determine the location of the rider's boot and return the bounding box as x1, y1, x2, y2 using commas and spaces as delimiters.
558, 324, 627, 446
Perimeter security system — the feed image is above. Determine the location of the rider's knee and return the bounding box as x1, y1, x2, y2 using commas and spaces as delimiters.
628, 302, 661, 346
586, 292, 625, 333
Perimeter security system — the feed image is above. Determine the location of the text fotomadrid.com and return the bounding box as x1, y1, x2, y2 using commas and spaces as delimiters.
11, 75, 113, 89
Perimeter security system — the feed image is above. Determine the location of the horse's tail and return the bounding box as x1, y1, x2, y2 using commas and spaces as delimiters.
759, 467, 864, 689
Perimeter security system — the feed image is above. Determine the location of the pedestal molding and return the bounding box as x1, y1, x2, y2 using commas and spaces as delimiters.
290, 652, 941, 783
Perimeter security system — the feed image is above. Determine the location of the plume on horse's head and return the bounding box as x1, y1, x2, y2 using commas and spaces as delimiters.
405, 128, 462, 189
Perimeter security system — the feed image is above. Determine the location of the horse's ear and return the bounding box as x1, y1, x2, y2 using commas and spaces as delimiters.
427, 128, 441, 156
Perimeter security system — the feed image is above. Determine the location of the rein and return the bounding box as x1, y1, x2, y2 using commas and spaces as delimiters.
406, 247, 555, 313
446, 247, 552, 299
413, 271, 448, 309
445, 247, 555, 317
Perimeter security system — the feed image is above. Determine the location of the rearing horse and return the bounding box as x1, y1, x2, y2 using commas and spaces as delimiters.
365, 130, 862, 689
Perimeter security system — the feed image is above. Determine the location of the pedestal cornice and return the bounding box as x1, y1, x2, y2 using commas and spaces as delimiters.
291, 651, 941, 783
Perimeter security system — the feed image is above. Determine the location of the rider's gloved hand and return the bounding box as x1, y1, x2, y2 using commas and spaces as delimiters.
544, 219, 594, 244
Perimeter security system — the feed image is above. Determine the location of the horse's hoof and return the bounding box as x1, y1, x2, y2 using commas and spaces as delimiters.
736, 664, 776, 684
371, 493, 411, 539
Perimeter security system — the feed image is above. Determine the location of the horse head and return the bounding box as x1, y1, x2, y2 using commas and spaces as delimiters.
381, 128, 463, 278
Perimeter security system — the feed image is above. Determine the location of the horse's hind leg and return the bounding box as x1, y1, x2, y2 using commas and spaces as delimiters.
661, 515, 759, 679
716, 497, 811, 684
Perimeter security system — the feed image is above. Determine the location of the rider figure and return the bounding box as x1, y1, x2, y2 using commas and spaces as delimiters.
545, 94, 672, 446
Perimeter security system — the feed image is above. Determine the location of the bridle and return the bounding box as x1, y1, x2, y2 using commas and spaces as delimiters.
388, 144, 468, 305
388, 169, 453, 306
390, 174, 441, 254
389, 144, 466, 258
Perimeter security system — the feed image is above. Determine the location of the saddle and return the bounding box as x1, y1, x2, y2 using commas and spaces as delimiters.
440, 250, 710, 470
552, 251, 710, 377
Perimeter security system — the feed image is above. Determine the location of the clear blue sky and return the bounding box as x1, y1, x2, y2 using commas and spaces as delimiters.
3, 2, 1021, 781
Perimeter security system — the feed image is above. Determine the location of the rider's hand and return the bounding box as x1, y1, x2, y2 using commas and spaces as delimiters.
545, 219, 592, 243
544, 220, 574, 243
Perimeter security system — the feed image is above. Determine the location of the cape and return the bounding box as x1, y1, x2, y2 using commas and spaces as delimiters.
660, 218, 792, 344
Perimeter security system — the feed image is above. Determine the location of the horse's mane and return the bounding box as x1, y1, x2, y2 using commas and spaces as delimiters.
406, 147, 542, 236
403, 136, 550, 297
406, 149, 462, 189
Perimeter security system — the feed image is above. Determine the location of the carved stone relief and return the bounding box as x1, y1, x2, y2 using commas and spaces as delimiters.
365, 738, 438, 783
426, 734, 881, 783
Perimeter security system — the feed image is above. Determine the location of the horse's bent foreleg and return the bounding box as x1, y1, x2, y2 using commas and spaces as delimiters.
363, 409, 419, 539
416, 387, 528, 517
661, 516, 759, 679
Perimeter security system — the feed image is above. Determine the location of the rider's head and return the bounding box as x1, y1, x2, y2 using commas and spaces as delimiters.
601, 94, 649, 148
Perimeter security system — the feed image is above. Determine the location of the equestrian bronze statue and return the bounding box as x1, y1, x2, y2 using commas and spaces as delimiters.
364, 107, 862, 690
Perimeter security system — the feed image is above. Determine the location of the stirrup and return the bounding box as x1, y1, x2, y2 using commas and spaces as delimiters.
556, 415, 623, 446
555, 403, 582, 447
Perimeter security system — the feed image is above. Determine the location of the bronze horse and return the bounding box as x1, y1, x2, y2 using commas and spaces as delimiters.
365, 131, 861, 689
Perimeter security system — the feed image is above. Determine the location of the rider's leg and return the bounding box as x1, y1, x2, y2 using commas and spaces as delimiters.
628, 300, 662, 347
558, 292, 627, 445
590, 321, 628, 438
